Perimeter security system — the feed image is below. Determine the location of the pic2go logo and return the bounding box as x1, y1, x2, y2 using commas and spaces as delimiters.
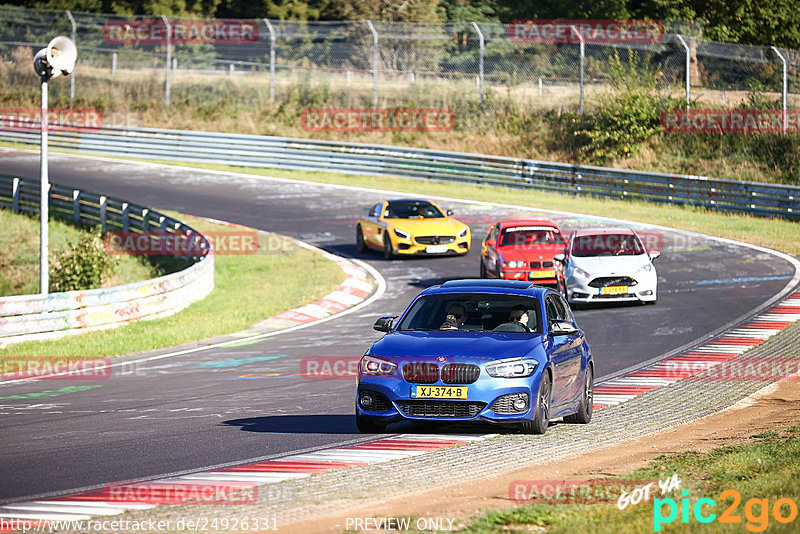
654, 489, 799, 532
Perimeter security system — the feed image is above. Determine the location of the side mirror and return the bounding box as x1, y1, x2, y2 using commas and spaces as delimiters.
373, 315, 398, 332
446, 209, 454, 216
649, 250, 661, 261
549, 320, 579, 336
553, 253, 566, 264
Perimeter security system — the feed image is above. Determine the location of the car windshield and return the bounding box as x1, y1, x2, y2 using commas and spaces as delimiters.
384, 201, 444, 219
499, 227, 565, 247
396, 293, 542, 333
571, 233, 645, 257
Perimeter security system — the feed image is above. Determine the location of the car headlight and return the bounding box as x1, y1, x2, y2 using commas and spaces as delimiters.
635, 263, 653, 275
486, 358, 538, 378
571, 265, 591, 278
393, 228, 410, 240
458, 226, 468, 239
359, 355, 397, 376
503, 260, 525, 269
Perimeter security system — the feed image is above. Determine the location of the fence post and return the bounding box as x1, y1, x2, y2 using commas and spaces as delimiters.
72, 189, 80, 224
674, 35, 691, 111
141, 208, 149, 232
570, 26, 584, 115
366, 20, 379, 105
12, 177, 20, 213
112, 52, 117, 74
263, 18, 276, 103
472, 22, 484, 104
66, 10, 76, 101
770, 46, 788, 135
99, 195, 107, 234
122, 202, 129, 232
161, 15, 172, 107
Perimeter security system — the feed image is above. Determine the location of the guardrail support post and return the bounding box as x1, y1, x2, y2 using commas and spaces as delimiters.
770, 46, 788, 135
570, 26, 585, 115
99, 195, 107, 234
674, 35, 691, 111
72, 189, 80, 224
161, 15, 172, 108
263, 18, 276, 103
141, 208, 149, 232
472, 22, 485, 104
12, 177, 20, 213
112, 52, 117, 74
159, 215, 167, 233
366, 20, 379, 105
122, 202, 129, 232
66, 10, 77, 102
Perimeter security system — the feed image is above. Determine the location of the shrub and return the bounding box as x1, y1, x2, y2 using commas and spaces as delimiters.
49, 231, 118, 293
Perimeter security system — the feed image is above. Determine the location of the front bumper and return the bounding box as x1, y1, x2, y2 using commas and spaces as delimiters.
356, 372, 544, 425
566, 273, 657, 303
393, 237, 470, 256
499, 268, 560, 287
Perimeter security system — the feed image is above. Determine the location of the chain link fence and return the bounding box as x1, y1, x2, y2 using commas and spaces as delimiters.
1, 5, 798, 132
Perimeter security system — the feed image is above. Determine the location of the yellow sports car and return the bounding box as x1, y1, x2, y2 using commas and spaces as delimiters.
356, 199, 471, 259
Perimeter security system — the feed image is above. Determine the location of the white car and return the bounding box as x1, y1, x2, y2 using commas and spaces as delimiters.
555, 228, 659, 305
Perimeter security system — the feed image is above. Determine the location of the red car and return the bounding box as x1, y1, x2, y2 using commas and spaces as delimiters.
479, 220, 567, 293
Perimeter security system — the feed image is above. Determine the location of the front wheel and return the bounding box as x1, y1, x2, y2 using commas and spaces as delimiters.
356, 413, 386, 433
564, 364, 593, 424
356, 225, 367, 253
383, 235, 394, 260
520, 372, 551, 434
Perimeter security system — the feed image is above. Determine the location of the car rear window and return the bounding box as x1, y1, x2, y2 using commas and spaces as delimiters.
397, 293, 542, 333
571, 233, 645, 256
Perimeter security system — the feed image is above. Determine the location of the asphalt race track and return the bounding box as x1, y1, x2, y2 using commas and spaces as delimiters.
0, 149, 796, 503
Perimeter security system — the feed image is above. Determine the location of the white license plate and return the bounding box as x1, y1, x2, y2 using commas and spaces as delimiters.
425, 245, 448, 254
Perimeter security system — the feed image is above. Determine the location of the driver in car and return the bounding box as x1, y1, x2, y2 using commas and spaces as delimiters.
494, 304, 531, 332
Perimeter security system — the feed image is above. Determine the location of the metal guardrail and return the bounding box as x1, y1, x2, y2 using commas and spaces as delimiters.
1, 123, 799, 219
0, 174, 214, 346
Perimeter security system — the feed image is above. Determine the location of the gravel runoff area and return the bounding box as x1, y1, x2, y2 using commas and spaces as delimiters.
67, 320, 800, 533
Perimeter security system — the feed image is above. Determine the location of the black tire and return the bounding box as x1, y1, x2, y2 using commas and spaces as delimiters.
520, 372, 552, 434
383, 235, 394, 260
356, 225, 367, 253
356, 413, 386, 433
564, 364, 593, 424
479, 259, 487, 278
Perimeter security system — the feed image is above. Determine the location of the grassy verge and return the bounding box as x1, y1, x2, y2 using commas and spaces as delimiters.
0, 214, 346, 360
0, 208, 157, 296
451, 425, 800, 533
147, 161, 800, 258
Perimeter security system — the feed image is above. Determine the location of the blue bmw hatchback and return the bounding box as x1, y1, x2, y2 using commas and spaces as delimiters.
356, 279, 594, 434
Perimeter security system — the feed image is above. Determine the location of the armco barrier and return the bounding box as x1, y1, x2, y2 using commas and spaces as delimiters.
0, 174, 214, 346
1, 122, 799, 219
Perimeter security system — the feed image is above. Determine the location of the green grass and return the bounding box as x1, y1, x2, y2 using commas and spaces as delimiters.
454, 426, 800, 533
0, 208, 157, 296
150, 161, 800, 258
0, 214, 346, 360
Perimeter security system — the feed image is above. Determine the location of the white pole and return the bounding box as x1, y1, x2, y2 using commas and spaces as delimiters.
675, 35, 691, 111
161, 15, 171, 107
570, 26, 584, 115
40, 77, 49, 294
472, 22, 484, 103
771, 46, 788, 135
66, 10, 76, 101
366, 20, 378, 105
263, 19, 275, 103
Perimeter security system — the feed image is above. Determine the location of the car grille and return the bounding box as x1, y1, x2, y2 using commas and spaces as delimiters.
359, 390, 392, 411
490, 392, 529, 414
402, 362, 439, 383
396, 401, 486, 418
415, 235, 455, 245
588, 276, 637, 288
440, 363, 480, 384
529, 261, 555, 268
